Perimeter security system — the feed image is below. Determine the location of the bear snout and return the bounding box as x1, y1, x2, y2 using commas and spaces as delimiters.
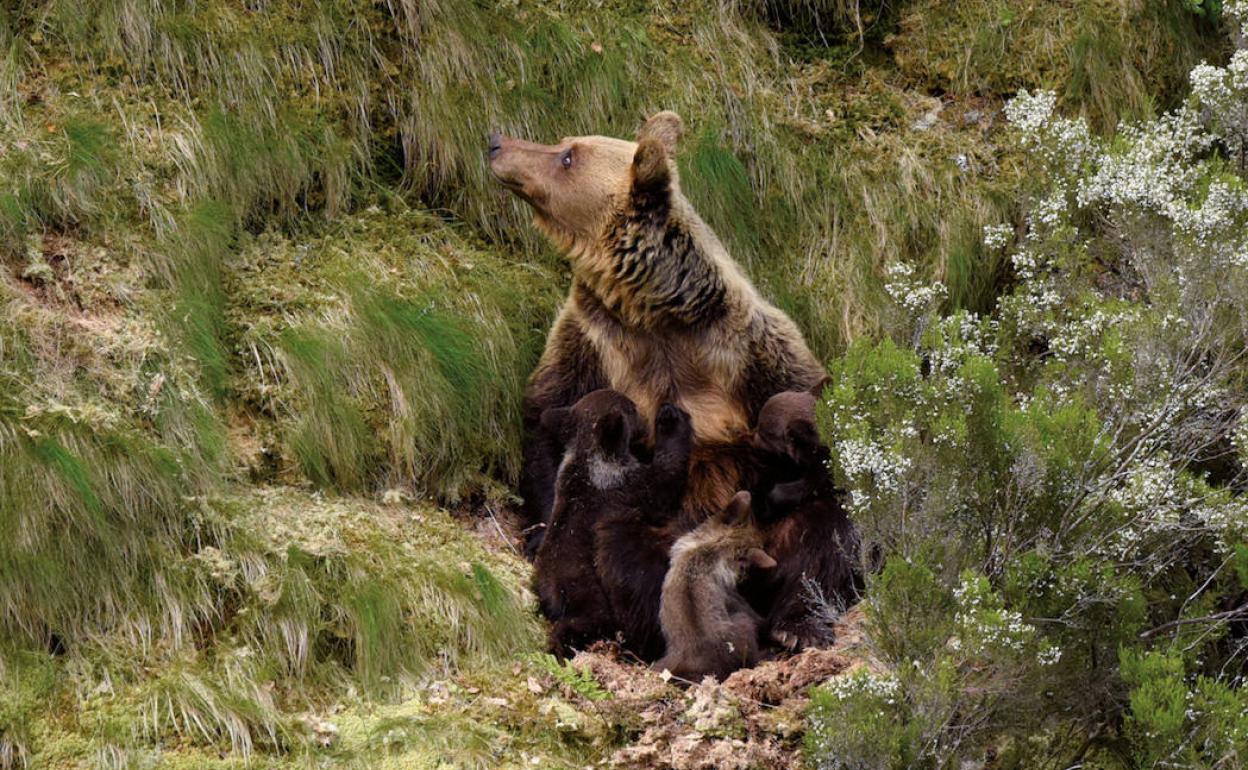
487, 135, 542, 200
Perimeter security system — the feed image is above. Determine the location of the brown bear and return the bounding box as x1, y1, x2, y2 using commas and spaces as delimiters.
532, 390, 692, 658
744, 391, 863, 651
592, 401, 694, 660
489, 111, 827, 553
655, 491, 777, 681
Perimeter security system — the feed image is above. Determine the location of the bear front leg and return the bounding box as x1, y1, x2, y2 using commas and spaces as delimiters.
650, 403, 694, 503
768, 607, 836, 652
737, 331, 828, 425
519, 410, 563, 558
548, 612, 613, 661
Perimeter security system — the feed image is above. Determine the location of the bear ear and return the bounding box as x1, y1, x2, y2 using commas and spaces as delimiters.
786, 419, 822, 465
594, 411, 629, 456
540, 406, 574, 444
719, 490, 752, 525
638, 111, 683, 155
632, 111, 683, 195
747, 547, 777, 570
808, 375, 831, 400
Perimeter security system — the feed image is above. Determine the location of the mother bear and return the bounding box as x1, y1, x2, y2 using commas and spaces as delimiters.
489, 111, 826, 550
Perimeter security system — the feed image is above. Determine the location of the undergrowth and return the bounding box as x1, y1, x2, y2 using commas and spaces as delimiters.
0, 0, 1239, 767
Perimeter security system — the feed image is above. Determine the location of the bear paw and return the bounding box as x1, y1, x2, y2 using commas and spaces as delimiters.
655, 402, 692, 440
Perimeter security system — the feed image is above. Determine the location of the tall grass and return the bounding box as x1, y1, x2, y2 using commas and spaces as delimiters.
891, 0, 1224, 131
0, 479, 540, 763
281, 287, 521, 496
224, 203, 558, 497
0, 306, 221, 645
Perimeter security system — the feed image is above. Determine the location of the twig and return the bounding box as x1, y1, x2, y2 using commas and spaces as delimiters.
484, 500, 518, 556
1138, 604, 1248, 639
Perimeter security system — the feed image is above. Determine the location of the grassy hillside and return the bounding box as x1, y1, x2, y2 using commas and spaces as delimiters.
1, 1, 1243, 768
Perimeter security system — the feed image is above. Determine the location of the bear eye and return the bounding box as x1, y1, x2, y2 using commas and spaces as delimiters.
560, 149, 573, 169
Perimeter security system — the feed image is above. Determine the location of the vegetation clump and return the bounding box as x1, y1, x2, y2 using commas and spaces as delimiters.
1, 0, 1245, 767
808, 9, 1248, 763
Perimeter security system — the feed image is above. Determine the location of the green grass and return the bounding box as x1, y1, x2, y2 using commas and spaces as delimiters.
891, 0, 1225, 132
2, 488, 545, 766
0, 0, 1234, 766
225, 202, 560, 497
0, 304, 221, 647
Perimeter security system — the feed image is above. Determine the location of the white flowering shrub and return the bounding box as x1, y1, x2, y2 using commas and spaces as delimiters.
883, 261, 948, 317
809, 15, 1248, 769
809, 565, 1067, 768
951, 573, 1039, 657
807, 670, 917, 770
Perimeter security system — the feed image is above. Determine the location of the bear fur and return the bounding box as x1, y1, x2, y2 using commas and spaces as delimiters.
532, 390, 691, 658
744, 391, 863, 651
592, 401, 694, 660
489, 112, 827, 552
655, 491, 777, 681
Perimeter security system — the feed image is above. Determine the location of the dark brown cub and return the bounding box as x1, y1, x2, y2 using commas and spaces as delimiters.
593, 402, 694, 660
745, 390, 863, 651
532, 390, 647, 658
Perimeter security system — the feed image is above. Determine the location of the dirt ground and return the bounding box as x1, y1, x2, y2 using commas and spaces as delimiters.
456, 498, 879, 767
566, 607, 876, 769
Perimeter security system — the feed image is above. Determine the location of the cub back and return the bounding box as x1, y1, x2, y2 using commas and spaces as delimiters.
655, 491, 776, 681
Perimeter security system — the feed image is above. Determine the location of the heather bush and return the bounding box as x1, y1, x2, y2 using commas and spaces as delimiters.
809, 8, 1248, 767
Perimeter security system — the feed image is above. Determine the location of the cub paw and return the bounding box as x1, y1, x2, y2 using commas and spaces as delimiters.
655, 403, 692, 440
770, 628, 801, 652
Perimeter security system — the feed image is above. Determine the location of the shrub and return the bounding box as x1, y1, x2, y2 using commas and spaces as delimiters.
809, 8, 1248, 766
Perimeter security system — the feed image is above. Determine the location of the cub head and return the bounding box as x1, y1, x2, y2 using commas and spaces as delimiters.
541, 389, 648, 488
753, 390, 824, 470
488, 111, 684, 253
713, 491, 777, 576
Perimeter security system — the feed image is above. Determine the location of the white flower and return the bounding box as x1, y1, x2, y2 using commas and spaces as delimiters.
982, 223, 1012, 250
884, 261, 947, 314
825, 670, 901, 703
1004, 90, 1057, 136
1037, 645, 1063, 666
836, 438, 911, 501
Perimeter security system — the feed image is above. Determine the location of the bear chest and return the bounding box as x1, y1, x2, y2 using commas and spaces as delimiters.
588, 327, 748, 444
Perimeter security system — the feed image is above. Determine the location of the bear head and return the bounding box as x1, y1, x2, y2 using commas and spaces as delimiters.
715, 491, 779, 575
672, 491, 777, 580
541, 389, 649, 490
488, 111, 684, 254
752, 390, 824, 470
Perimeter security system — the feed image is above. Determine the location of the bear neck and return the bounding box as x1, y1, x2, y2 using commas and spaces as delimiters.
574, 197, 734, 330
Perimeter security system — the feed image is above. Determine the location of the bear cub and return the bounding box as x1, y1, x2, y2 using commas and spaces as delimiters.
593, 401, 694, 660
745, 390, 863, 651
533, 389, 693, 659
656, 491, 777, 681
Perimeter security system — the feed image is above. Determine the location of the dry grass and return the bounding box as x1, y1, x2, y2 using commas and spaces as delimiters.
891, 0, 1225, 131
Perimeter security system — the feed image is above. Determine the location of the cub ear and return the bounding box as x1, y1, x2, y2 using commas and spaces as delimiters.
786, 419, 822, 465
540, 406, 574, 445
747, 547, 777, 570
808, 375, 831, 400
594, 411, 629, 456
719, 490, 753, 525
632, 111, 683, 194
